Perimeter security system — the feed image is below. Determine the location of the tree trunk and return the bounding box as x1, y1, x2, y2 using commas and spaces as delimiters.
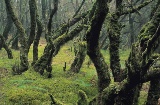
32, 15, 43, 64
33, 6, 90, 74
146, 79, 160, 105
41, 0, 46, 20
33, 25, 85, 74
107, 14, 121, 82
27, 0, 37, 53
107, 0, 122, 82
0, 5, 13, 50
146, 50, 160, 105
0, 34, 13, 59
5, 0, 29, 73
115, 84, 142, 105
86, 0, 110, 92
129, 13, 135, 47
70, 42, 86, 73
85, 1, 160, 104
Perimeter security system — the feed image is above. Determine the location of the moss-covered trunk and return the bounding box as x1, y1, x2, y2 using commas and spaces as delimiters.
5, 0, 29, 72
146, 51, 160, 105
70, 42, 86, 73
116, 84, 142, 105
107, 0, 122, 82
86, 0, 110, 92
27, 0, 37, 53
31, 0, 43, 64
32, 17, 43, 64
146, 0, 160, 105
33, 25, 84, 74
107, 13, 121, 82
116, 4, 160, 104
52, 11, 88, 40
88, 1, 160, 104
129, 14, 135, 47
146, 79, 160, 105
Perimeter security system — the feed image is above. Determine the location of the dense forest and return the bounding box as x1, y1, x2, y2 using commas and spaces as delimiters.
0, 0, 160, 105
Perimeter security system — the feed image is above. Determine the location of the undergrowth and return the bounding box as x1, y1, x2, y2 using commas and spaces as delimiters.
0, 41, 143, 105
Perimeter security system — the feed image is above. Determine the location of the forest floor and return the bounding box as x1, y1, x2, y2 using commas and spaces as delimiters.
0, 38, 149, 105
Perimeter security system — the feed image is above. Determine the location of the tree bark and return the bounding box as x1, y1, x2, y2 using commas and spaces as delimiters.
86, 0, 110, 92
33, 3, 92, 74
27, 0, 37, 52
107, 13, 121, 82
33, 25, 85, 74
129, 13, 135, 47
0, 4, 13, 50
146, 79, 160, 105
146, 52, 160, 105
52, 11, 89, 40
0, 34, 13, 59
5, 0, 29, 73
89, 2, 160, 104
32, 15, 43, 64
70, 42, 86, 73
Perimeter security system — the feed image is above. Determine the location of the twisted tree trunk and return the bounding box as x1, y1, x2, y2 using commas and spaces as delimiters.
5, 0, 29, 73
70, 41, 86, 73
86, 0, 110, 92
33, 25, 85, 74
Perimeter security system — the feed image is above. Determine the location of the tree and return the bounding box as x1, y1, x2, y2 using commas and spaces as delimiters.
88, 0, 160, 104
3, 0, 160, 104
5, 0, 29, 73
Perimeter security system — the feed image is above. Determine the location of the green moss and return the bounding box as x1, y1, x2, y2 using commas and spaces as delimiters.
138, 91, 148, 105
0, 41, 130, 104
77, 90, 88, 105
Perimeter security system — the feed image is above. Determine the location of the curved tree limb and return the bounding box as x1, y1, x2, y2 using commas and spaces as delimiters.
120, 0, 153, 16
52, 11, 89, 40
86, 0, 110, 92
72, 0, 86, 18
5, 0, 29, 72
33, 24, 85, 74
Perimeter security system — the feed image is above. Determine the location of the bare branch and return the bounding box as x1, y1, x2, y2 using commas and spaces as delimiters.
120, 0, 153, 16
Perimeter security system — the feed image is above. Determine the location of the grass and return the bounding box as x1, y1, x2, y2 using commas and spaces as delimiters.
0, 40, 137, 105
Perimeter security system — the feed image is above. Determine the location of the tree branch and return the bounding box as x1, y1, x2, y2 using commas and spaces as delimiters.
52, 11, 89, 40
72, 0, 86, 18
120, 0, 153, 16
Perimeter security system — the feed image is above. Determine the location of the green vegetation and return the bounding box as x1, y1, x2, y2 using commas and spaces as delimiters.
0, 41, 146, 105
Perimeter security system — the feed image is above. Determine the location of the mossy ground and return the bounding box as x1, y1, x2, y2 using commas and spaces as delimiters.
0, 39, 147, 105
